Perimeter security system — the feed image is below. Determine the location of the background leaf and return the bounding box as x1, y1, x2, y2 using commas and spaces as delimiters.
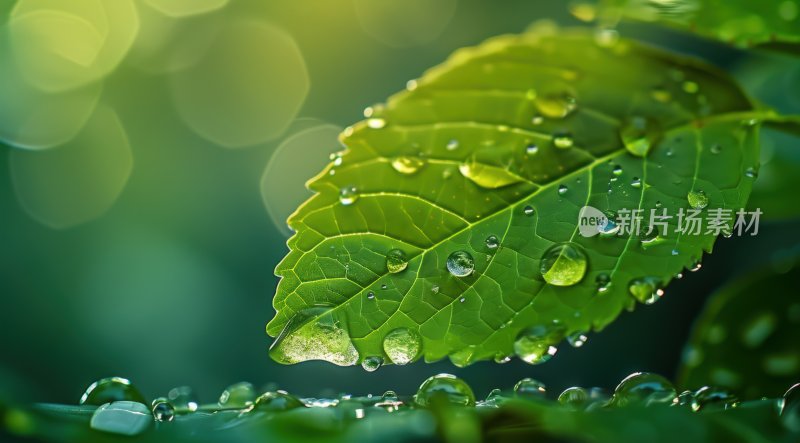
599, 0, 800, 53
267, 28, 767, 368
678, 257, 800, 399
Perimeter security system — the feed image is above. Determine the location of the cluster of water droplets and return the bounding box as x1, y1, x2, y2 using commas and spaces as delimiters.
48, 372, 800, 437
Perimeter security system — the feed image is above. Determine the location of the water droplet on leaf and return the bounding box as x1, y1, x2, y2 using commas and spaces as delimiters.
447, 250, 475, 277
514, 378, 547, 398
386, 249, 409, 273
540, 242, 588, 286
513, 323, 565, 365
383, 327, 421, 365
219, 382, 257, 408
613, 372, 676, 406
80, 377, 146, 406
414, 374, 475, 407
553, 133, 574, 149
687, 190, 708, 209
628, 276, 664, 305
339, 186, 359, 205
391, 156, 425, 174
151, 398, 174, 422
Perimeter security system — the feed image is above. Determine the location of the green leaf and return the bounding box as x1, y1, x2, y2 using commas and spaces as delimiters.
599, 0, 800, 53
678, 259, 800, 399
267, 28, 767, 367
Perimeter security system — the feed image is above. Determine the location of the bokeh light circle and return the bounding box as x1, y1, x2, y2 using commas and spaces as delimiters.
8, 0, 140, 92
353, 0, 458, 48
169, 20, 310, 148
0, 26, 102, 150
9, 105, 133, 229
142, 0, 229, 18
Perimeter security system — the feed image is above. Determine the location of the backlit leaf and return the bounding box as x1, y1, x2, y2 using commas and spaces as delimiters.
267, 28, 768, 367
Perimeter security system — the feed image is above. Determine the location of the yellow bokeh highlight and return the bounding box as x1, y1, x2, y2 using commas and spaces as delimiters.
169, 20, 310, 148
9, 0, 139, 92
9, 105, 133, 229
142, 0, 229, 18
0, 27, 102, 150
353, 0, 458, 47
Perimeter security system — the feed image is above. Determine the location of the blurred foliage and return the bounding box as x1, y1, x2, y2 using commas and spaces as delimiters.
600, 0, 800, 52
678, 258, 800, 399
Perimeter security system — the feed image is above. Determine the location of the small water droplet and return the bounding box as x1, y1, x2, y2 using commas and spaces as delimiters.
513, 323, 565, 365
406, 79, 418, 91
367, 292, 375, 300
531, 115, 544, 125
687, 190, 708, 209
567, 331, 588, 348
558, 387, 589, 409
540, 242, 588, 287
219, 382, 257, 408
536, 92, 577, 119
514, 378, 546, 398
167, 386, 198, 412
596, 273, 611, 293
631, 177, 642, 188
628, 276, 664, 305
447, 250, 475, 277
553, 133, 574, 149
339, 186, 359, 205
366, 118, 386, 129
745, 167, 758, 178
383, 328, 421, 365
689, 258, 702, 272
710, 144, 722, 154
612, 164, 623, 176
523, 205, 535, 216
526, 144, 539, 155
558, 184, 568, 195
252, 390, 304, 412
431, 284, 440, 294
386, 249, 409, 273
693, 386, 737, 411
391, 156, 425, 175
485, 235, 500, 250
459, 158, 523, 188
446, 139, 459, 151
80, 377, 146, 406
361, 356, 383, 372
613, 372, 677, 406
459, 297, 466, 303
151, 398, 174, 422
414, 374, 476, 407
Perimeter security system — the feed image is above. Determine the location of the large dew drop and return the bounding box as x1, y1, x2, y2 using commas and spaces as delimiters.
781, 383, 800, 432
514, 378, 547, 399
413, 373, 476, 407
540, 242, 589, 286
535, 91, 577, 119
446, 250, 475, 277
620, 116, 660, 157
391, 156, 426, 175
361, 356, 383, 372
687, 190, 709, 209
252, 390, 305, 412
270, 306, 359, 366
513, 323, 566, 365
612, 372, 676, 406
151, 399, 175, 422
218, 382, 257, 408
458, 158, 523, 189
382, 327, 421, 365
386, 249, 409, 274
80, 377, 146, 406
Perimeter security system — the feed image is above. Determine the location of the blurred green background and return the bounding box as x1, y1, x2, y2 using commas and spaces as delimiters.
1, 0, 798, 406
